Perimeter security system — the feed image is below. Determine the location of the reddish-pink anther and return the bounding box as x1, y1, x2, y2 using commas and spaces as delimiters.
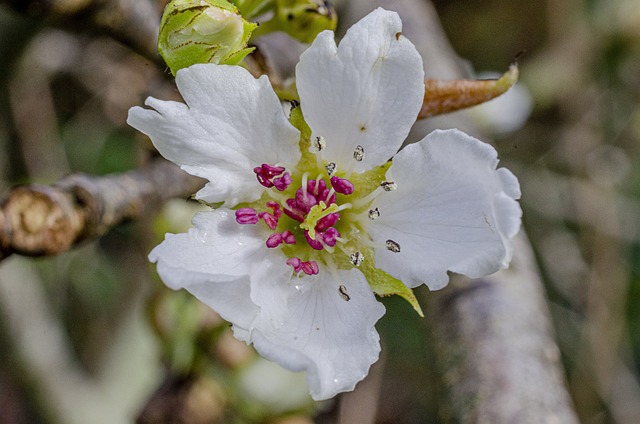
330, 176, 355, 195
266, 230, 297, 248
304, 227, 341, 250
254, 163, 292, 191
235, 208, 259, 224
287, 257, 319, 275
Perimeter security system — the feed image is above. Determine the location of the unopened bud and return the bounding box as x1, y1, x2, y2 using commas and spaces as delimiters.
159, 0, 258, 75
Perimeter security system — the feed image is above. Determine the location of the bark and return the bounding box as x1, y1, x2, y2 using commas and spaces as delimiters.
341, 1, 579, 422
429, 235, 578, 423
0, 158, 204, 261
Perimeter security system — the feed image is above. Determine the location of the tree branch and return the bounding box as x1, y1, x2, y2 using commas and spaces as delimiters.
0, 158, 204, 261
343, 0, 579, 422
429, 235, 579, 423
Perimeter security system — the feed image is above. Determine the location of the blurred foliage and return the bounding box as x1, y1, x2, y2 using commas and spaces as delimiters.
1, 0, 640, 423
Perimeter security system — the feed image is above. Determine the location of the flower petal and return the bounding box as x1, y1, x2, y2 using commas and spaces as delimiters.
369, 129, 522, 290
247, 267, 385, 401
296, 8, 424, 172
149, 209, 275, 330
127, 64, 300, 207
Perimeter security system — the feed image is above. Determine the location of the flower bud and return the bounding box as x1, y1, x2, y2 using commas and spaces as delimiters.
275, 0, 337, 43
158, 0, 258, 75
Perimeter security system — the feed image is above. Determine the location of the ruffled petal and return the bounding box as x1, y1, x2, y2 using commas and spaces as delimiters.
149, 209, 278, 330
296, 8, 424, 172
128, 64, 300, 207
247, 267, 385, 401
369, 129, 522, 290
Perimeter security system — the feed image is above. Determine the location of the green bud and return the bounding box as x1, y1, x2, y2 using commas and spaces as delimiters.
274, 0, 337, 43
159, 0, 258, 75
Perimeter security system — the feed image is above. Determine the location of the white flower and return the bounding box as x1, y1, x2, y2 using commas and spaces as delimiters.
127, 8, 521, 400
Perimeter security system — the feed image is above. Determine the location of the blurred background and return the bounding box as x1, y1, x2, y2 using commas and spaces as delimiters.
1, 0, 639, 422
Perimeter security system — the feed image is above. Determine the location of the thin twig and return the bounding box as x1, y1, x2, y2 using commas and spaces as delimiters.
0, 158, 204, 261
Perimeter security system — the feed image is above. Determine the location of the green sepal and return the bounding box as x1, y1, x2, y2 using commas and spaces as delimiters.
274, 0, 337, 43
232, 0, 275, 20
349, 161, 392, 206
288, 102, 310, 139
159, 0, 258, 75
360, 248, 424, 317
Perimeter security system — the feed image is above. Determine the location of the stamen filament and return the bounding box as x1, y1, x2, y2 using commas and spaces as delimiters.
353, 187, 384, 209
301, 172, 309, 198
327, 187, 336, 201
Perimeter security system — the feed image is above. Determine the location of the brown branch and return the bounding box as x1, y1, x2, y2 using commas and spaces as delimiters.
342, 0, 579, 422
428, 235, 579, 423
0, 158, 204, 261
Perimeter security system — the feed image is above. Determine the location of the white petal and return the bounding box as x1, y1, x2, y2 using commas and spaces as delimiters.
247, 267, 385, 401
369, 129, 522, 290
296, 8, 424, 172
149, 209, 276, 330
128, 64, 300, 207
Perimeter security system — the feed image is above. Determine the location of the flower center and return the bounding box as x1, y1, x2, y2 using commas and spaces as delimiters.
234, 141, 400, 278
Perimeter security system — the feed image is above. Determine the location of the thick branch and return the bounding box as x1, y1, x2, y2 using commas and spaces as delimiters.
0, 158, 204, 261
342, 0, 579, 422
429, 235, 578, 423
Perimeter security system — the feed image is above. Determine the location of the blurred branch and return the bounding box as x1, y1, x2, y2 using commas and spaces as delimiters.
342, 0, 579, 422
429, 235, 579, 423
0, 256, 161, 424
0, 0, 162, 64
0, 158, 204, 261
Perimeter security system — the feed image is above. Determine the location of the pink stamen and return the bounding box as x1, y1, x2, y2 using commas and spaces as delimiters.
321, 227, 340, 247
260, 163, 286, 177
254, 168, 274, 188
304, 230, 324, 250
287, 257, 319, 275
258, 212, 278, 230
283, 199, 305, 222
281, 230, 296, 245
319, 188, 336, 205
330, 176, 355, 195
316, 212, 339, 232
273, 172, 292, 191
295, 187, 318, 213
307, 179, 327, 197
235, 208, 259, 224
266, 233, 283, 248
301, 261, 319, 275
286, 257, 302, 270
254, 164, 286, 188
266, 201, 283, 218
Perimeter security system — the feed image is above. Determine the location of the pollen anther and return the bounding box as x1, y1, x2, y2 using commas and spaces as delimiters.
386, 239, 401, 253
325, 162, 337, 176
353, 145, 365, 161
311, 136, 326, 152
380, 180, 398, 191
350, 251, 364, 266
368, 208, 380, 220
338, 285, 351, 301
